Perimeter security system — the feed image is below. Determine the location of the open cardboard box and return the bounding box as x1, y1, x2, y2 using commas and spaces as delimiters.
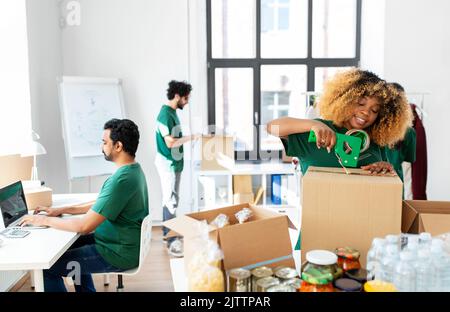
402, 200, 450, 236
163, 203, 297, 272
301, 166, 403, 267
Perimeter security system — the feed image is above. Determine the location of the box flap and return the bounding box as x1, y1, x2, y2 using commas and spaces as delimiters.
420, 213, 450, 236
251, 206, 297, 230
217, 215, 294, 271
163, 215, 215, 238
403, 200, 450, 214
402, 201, 419, 233
305, 166, 402, 186
187, 203, 252, 224
308, 166, 394, 177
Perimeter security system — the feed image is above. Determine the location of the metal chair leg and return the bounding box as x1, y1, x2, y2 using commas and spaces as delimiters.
116, 274, 124, 292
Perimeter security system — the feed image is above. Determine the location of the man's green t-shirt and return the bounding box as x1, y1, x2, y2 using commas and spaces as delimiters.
282, 119, 384, 175
383, 127, 416, 182
92, 163, 149, 270
156, 105, 184, 172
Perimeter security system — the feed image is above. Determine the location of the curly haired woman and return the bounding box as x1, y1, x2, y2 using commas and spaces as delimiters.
267, 69, 413, 175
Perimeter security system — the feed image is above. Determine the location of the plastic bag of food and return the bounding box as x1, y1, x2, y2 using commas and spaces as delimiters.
187, 221, 225, 292
210, 213, 230, 228
235, 208, 253, 224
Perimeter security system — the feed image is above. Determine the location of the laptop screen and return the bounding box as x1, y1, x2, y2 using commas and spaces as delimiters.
0, 181, 28, 228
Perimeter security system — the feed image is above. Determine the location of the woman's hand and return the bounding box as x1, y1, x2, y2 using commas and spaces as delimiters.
361, 162, 395, 175
311, 121, 337, 152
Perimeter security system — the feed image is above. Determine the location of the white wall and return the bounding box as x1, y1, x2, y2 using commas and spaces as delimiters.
361, 0, 450, 200
26, 0, 66, 191
26, 0, 208, 222
383, 0, 450, 200
360, 0, 385, 76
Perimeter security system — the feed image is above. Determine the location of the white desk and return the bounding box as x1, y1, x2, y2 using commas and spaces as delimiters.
0, 193, 97, 292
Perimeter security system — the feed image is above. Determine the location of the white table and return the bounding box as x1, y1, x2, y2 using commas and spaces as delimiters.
0, 193, 97, 292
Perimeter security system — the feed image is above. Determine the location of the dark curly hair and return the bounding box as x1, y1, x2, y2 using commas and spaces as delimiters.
319, 69, 413, 147
166, 80, 192, 100
104, 119, 140, 157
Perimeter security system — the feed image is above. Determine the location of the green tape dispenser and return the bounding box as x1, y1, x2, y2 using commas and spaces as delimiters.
308, 131, 362, 168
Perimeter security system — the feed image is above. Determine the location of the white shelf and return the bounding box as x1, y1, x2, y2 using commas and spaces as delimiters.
193, 161, 300, 215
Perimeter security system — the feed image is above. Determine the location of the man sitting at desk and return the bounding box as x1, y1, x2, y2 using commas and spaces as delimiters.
20, 118, 149, 292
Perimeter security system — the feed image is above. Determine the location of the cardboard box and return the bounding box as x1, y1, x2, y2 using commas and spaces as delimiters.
201, 135, 234, 170
301, 167, 403, 267
233, 192, 254, 205
402, 200, 450, 236
0, 154, 33, 188
163, 203, 296, 272
233, 175, 253, 194
24, 187, 52, 210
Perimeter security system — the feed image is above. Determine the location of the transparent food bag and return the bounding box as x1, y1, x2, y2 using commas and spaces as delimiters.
187, 221, 225, 292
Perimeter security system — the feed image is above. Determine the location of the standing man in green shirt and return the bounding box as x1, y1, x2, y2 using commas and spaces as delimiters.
155, 80, 198, 257
20, 119, 149, 292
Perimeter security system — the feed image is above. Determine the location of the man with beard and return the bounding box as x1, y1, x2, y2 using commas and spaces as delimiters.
155, 80, 198, 257
20, 119, 149, 292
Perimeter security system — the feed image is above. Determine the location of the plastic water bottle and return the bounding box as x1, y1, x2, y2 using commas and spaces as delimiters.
380, 245, 399, 283
419, 232, 432, 249
430, 242, 450, 292
385, 234, 399, 249
393, 251, 416, 292
415, 249, 435, 292
406, 237, 419, 258
367, 238, 384, 280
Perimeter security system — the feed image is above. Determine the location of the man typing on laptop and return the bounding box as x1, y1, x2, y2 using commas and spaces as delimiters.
18, 119, 149, 292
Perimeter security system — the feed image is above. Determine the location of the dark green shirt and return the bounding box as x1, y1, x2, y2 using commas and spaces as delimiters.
92, 163, 149, 270
383, 127, 416, 182
156, 105, 184, 172
282, 119, 384, 175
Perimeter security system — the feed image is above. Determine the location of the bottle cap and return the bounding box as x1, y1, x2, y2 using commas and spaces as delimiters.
306, 250, 338, 266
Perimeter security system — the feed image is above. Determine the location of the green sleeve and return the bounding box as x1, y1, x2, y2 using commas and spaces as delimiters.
281, 119, 332, 158
403, 128, 416, 163
91, 176, 133, 221
157, 114, 176, 137
282, 133, 309, 158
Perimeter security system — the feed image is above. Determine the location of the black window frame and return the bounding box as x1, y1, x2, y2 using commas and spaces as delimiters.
206, 0, 362, 161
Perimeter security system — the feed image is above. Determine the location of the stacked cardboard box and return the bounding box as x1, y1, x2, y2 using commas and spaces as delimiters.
201, 135, 234, 171
300, 167, 403, 267
233, 175, 254, 204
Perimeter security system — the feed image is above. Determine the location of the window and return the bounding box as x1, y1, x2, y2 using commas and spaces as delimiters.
262, 0, 291, 32
0, 0, 32, 156
207, 0, 361, 159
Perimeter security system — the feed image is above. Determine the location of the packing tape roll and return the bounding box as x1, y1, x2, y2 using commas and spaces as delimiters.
344, 129, 370, 153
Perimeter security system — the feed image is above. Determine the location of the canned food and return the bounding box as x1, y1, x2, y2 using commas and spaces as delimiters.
251, 266, 273, 292
228, 268, 251, 292
256, 276, 280, 292
334, 278, 362, 292
281, 278, 302, 291
266, 284, 296, 292
344, 268, 368, 284
274, 267, 298, 280
335, 247, 361, 272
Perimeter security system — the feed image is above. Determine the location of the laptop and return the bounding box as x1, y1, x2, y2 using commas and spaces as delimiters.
0, 181, 47, 237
